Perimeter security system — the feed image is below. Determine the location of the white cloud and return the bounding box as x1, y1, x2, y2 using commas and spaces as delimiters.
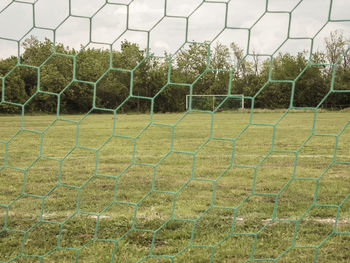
91, 4, 127, 44
0, 2, 32, 40
250, 13, 290, 54
108, 0, 132, 4
188, 2, 226, 43
56, 17, 90, 49
331, 0, 350, 20
153, 40, 170, 50
0, 39, 17, 58
290, 0, 330, 38
277, 38, 312, 56
267, 0, 300, 12
150, 17, 186, 56
71, 0, 105, 17
166, 0, 202, 17
35, 0, 69, 29
227, 0, 266, 28
128, 0, 164, 31
0, 0, 12, 12
213, 28, 249, 56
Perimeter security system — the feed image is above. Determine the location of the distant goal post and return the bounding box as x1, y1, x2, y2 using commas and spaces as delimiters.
186, 94, 245, 111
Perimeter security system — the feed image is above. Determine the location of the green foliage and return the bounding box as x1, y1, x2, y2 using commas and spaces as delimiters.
0, 34, 349, 114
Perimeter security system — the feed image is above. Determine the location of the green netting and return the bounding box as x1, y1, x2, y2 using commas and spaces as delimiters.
0, 0, 350, 262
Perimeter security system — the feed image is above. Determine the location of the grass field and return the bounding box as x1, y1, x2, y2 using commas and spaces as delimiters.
0, 110, 349, 262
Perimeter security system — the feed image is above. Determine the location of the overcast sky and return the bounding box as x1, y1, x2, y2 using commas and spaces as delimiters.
0, 0, 349, 59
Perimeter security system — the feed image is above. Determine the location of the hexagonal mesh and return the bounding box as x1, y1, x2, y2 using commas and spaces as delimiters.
0, 0, 349, 262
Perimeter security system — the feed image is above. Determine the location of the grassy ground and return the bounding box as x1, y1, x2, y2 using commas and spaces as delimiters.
0, 110, 349, 262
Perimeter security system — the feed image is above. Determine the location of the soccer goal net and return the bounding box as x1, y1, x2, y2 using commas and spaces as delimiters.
0, 0, 349, 262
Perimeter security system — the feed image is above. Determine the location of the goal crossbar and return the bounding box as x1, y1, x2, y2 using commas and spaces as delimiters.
186, 94, 244, 111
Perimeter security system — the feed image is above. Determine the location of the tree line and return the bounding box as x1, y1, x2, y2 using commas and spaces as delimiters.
0, 31, 349, 114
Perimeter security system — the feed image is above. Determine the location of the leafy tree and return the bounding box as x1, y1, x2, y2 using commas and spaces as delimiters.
1, 31, 349, 113
172, 42, 209, 85
4, 67, 27, 104
76, 48, 110, 82
325, 30, 348, 67
95, 70, 130, 110
21, 36, 53, 66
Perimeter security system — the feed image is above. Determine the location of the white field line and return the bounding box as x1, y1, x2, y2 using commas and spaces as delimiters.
260, 218, 350, 225
137, 152, 349, 159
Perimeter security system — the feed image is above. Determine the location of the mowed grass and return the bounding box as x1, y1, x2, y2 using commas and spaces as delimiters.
0, 110, 349, 262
